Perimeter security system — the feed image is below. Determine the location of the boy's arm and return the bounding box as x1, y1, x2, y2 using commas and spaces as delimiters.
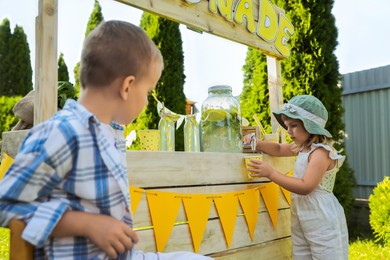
51, 211, 139, 259
0, 120, 76, 246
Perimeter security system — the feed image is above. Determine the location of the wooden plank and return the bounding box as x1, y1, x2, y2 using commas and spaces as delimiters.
266, 56, 283, 134
127, 151, 295, 187
135, 208, 290, 254
210, 237, 291, 259
34, 0, 58, 125
116, 0, 286, 59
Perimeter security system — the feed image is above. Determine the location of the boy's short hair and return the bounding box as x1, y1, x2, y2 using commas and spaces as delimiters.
79, 20, 162, 88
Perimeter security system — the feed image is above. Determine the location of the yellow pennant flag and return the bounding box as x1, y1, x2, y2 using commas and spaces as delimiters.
237, 187, 260, 241
280, 170, 293, 205
213, 192, 239, 248
129, 186, 144, 216
259, 182, 279, 229
182, 194, 213, 253
146, 191, 181, 252
0, 152, 14, 180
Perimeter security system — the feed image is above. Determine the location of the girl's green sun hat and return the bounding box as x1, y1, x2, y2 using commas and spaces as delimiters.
272, 95, 332, 138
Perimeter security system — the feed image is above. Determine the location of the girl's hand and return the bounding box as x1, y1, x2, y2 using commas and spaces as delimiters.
247, 159, 275, 179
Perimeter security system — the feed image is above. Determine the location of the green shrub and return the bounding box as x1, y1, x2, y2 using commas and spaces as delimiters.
349, 238, 390, 259
58, 81, 77, 109
0, 227, 10, 260
369, 176, 390, 245
0, 96, 21, 140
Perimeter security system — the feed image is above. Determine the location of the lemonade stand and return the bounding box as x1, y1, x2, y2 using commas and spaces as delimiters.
2, 0, 296, 259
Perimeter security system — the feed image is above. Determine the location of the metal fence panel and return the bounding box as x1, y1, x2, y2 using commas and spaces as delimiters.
342, 65, 390, 199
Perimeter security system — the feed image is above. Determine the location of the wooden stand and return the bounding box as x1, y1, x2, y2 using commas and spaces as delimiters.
5, 0, 294, 258
128, 151, 295, 258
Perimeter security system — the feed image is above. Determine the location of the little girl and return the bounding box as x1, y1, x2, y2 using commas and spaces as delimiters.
246, 95, 348, 259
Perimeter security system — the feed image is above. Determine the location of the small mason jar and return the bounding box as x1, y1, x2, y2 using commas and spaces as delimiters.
184, 114, 200, 152
201, 85, 242, 153
158, 112, 180, 152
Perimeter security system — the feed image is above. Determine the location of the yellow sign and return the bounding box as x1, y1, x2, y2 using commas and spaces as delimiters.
194, 0, 294, 57
118, 0, 294, 58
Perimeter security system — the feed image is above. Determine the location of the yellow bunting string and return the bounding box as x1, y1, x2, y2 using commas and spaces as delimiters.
130, 183, 290, 251
280, 170, 294, 205
129, 186, 144, 216
213, 191, 239, 248
259, 182, 280, 229
182, 194, 213, 253
133, 214, 247, 232
146, 191, 182, 252
237, 187, 260, 241
0, 152, 14, 180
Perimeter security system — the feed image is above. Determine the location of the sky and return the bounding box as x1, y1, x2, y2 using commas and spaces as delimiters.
1, 0, 390, 108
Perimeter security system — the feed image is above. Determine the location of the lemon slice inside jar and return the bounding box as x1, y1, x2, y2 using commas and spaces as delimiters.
241, 117, 249, 126
202, 109, 228, 122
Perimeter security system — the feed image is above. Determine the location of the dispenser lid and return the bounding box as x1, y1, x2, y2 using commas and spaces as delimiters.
208, 85, 232, 92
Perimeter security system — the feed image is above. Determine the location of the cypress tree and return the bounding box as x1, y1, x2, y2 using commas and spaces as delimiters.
8, 25, 32, 96
240, 48, 271, 133
84, 0, 104, 37
0, 19, 12, 96
74, 0, 104, 91
58, 52, 70, 82
138, 12, 186, 151
240, 0, 355, 217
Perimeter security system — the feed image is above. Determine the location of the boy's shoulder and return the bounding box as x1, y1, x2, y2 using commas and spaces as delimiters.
24, 100, 95, 143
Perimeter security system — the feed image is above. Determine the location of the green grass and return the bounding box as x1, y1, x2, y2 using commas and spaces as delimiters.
0, 227, 10, 260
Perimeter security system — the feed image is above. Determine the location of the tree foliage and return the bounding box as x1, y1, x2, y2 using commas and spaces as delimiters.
0, 96, 21, 140
240, 48, 272, 133
0, 19, 32, 97
74, 0, 104, 91
369, 177, 390, 246
58, 53, 70, 82
0, 19, 12, 96
240, 0, 355, 217
8, 25, 32, 96
135, 12, 186, 151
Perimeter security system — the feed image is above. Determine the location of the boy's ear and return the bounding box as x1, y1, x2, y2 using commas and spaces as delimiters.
120, 75, 136, 100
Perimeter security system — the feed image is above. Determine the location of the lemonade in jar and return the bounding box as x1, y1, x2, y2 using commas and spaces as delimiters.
201, 85, 242, 153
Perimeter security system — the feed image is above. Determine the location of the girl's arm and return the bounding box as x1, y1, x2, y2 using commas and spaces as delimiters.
255, 140, 295, 157
242, 135, 295, 157
248, 148, 332, 195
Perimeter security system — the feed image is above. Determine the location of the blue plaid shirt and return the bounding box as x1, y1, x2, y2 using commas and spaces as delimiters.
0, 100, 133, 259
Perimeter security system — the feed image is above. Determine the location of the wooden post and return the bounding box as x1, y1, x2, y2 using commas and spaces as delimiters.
34, 0, 58, 125
266, 56, 285, 141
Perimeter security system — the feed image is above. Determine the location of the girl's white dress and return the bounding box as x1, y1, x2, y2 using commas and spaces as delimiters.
291, 143, 348, 260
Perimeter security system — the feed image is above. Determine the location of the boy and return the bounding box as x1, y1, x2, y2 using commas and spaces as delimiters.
0, 20, 211, 260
